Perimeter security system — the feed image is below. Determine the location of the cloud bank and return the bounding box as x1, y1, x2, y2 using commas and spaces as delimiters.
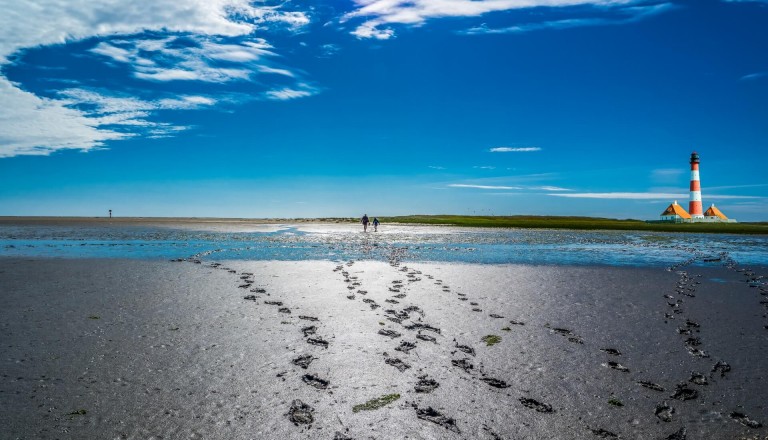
0, 0, 310, 158
342, 0, 641, 39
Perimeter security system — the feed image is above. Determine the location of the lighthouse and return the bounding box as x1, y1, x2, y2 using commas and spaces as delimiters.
688, 151, 704, 219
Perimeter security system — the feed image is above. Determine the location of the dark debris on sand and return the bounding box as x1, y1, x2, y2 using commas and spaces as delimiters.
299, 315, 319, 321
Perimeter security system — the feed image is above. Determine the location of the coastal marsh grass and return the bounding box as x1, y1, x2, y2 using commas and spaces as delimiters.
379, 215, 768, 234
352, 394, 401, 413
482, 335, 502, 346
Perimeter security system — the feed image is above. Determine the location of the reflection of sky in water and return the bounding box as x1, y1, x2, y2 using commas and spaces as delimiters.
1, 225, 767, 268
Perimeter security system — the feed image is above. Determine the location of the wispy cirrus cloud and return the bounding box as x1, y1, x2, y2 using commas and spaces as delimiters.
0, 0, 310, 158
740, 72, 767, 81
265, 84, 318, 101
91, 37, 283, 83
449, 183, 572, 191
449, 184, 522, 190
490, 147, 542, 152
342, 0, 662, 39
462, 2, 675, 35
548, 192, 762, 199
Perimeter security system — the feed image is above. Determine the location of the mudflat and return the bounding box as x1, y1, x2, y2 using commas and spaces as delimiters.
1, 257, 766, 439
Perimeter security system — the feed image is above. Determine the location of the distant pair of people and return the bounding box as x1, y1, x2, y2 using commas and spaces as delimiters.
361, 214, 380, 232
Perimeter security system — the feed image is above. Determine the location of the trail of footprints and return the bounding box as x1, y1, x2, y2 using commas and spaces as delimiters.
173, 249, 766, 438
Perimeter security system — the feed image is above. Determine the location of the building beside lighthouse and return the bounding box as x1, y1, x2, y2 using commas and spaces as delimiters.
656, 152, 736, 223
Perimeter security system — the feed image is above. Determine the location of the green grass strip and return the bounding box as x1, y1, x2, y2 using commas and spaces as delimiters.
352, 393, 401, 413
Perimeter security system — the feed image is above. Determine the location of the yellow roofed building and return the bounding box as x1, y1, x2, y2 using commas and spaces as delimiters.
660, 201, 691, 222
704, 204, 728, 220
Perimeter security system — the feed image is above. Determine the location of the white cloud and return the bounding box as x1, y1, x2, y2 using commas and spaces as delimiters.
342, 0, 639, 39
265, 85, 317, 100
740, 72, 767, 81
548, 192, 762, 200
449, 183, 572, 191
91, 37, 278, 83
473, 165, 496, 170
490, 147, 542, 152
428, 165, 446, 170
461, 3, 674, 35
449, 184, 522, 190
0, 0, 310, 158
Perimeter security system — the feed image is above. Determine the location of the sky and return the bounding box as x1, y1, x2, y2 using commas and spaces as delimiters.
0, 0, 766, 221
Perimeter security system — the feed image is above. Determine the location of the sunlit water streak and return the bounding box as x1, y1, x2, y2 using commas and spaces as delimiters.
1, 224, 766, 267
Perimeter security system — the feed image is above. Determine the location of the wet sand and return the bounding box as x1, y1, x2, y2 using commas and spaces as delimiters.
1, 257, 766, 439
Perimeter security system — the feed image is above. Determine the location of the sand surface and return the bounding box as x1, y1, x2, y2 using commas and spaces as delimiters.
1, 257, 767, 439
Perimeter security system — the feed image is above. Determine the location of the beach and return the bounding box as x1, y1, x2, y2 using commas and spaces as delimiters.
1, 236, 767, 439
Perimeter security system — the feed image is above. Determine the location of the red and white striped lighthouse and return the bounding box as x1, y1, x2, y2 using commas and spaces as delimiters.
689, 151, 704, 219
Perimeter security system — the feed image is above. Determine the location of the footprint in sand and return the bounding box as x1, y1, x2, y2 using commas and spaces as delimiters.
730, 411, 763, 429
415, 376, 439, 393
451, 358, 474, 373
638, 381, 665, 392
287, 399, 314, 425
519, 397, 554, 413
417, 333, 437, 343
414, 406, 460, 433
302, 374, 329, 390
378, 329, 401, 338
395, 341, 416, 353
670, 383, 697, 400
301, 326, 317, 337
292, 354, 315, 369
655, 401, 675, 422
306, 337, 329, 348
384, 357, 410, 372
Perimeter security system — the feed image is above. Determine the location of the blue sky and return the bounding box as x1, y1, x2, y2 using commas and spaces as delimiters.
0, 0, 766, 220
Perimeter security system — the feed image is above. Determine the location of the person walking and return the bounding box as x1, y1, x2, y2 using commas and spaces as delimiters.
361, 214, 370, 232
373, 217, 380, 232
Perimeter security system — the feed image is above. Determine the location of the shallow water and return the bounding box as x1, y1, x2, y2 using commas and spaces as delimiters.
1, 223, 766, 267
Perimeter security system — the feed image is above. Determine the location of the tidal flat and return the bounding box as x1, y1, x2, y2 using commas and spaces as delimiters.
0, 221, 766, 439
